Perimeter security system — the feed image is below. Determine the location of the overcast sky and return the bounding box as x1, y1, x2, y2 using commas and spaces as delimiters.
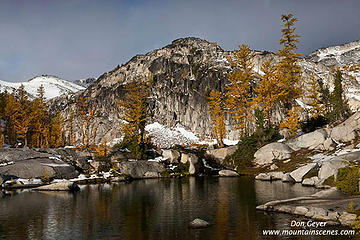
0, 0, 359, 82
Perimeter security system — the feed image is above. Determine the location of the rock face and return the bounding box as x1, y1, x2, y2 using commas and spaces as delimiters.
0, 149, 79, 180
118, 161, 166, 179
49, 37, 360, 146
253, 143, 293, 166
218, 169, 239, 177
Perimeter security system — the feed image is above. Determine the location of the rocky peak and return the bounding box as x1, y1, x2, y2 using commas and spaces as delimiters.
53, 37, 360, 147
307, 40, 360, 67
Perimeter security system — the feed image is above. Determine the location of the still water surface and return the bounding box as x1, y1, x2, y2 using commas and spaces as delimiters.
0, 177, 353, 240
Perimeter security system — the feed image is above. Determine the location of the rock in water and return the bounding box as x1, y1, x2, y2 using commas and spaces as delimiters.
35, 181, 80, 192
218, 170, 239, 177
189, 218, 211, 229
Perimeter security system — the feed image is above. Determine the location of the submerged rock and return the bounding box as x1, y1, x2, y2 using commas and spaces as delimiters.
189, 218, 211, 229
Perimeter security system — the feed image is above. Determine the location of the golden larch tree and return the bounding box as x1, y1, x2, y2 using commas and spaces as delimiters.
252, 60, 280, 126
276, 14, 303, 108
49, 111, 64, 147
226, 44, 254, 135
208, 90, 226, 147
279, 106, 302, 138
76, 96, 97, 147
118, 77, 152, 145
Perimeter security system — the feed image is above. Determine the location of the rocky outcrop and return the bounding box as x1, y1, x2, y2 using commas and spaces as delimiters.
287, 129, 328, 151
0, 149, 79, 180
49, 37, 360, 147
118, 161, 166, 179
330, 112, 360, 142
253, 143, 293, 166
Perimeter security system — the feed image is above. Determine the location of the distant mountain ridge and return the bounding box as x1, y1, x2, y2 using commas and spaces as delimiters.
0, 75, 85, 100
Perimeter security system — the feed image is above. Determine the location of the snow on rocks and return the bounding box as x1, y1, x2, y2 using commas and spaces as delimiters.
145, 122, 199, 148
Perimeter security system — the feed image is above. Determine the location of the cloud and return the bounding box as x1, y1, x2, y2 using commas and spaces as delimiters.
0, 0, 359, 82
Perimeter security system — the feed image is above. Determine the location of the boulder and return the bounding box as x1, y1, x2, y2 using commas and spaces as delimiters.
286, 129, 327, 151
218, 170, 239, 177
253, 143, 293, 166
330, 112, 360, 143
143, 171, 160, 178
118, 161, 166, 179
269, 164, 278, 170
323, 138, 336, 151
318, 159, 348, 181
181, 153, 199, 175
161, 149, 180, 163
0, 159, 78, 180
339, 212, 357, 226
35, 181, 80, 192
189, 218, 211, 229
294, 206, 309, 216
268, 172, 284, 180
302, 176, 320, 186
290, 163, 318, 183
281, 173, 294, 182
205, 146, 237, 164
255, 173, 271, 181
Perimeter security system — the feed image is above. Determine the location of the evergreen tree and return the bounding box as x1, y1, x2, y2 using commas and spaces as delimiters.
305, 73, 325, 118
226, 44, 254, 135
208, 90, 226, 147
330, 69, 350, 121
16, 84, 28, 105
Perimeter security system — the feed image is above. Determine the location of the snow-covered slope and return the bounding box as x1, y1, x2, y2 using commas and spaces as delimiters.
0, 75, 85, 100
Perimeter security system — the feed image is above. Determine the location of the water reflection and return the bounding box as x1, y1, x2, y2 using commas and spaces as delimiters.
0, 177, 351, 240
